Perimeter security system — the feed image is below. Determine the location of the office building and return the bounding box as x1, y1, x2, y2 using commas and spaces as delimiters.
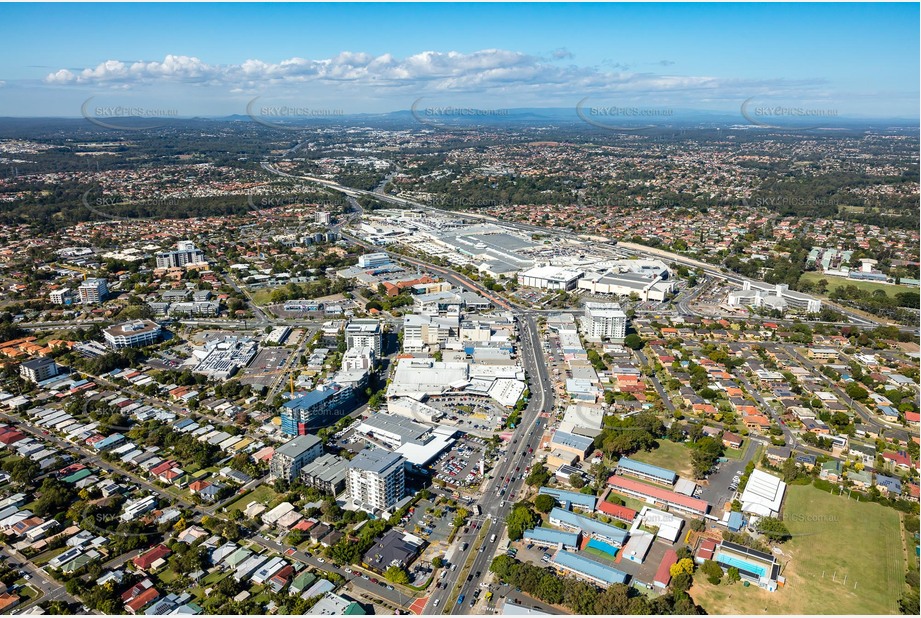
347, 447, 405, 512
345, 319, 382, 356
103, 320, 162, 349
357, 253, 390, 269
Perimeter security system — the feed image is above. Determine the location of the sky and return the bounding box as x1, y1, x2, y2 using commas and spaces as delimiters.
0, 2, 918, 120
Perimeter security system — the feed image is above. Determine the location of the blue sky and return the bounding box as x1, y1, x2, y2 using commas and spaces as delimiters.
0, 2, 917, 119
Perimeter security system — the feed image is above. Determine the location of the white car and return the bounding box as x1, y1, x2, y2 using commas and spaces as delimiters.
317, 557, 325, 563
433, 599, 440, 608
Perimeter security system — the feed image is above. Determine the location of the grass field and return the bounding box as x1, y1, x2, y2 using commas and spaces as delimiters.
226, 484, 280, 514
248, 287, 279, 307
799, 271, 915, 300
691, 484, 904, 615
631, 439, 693, 478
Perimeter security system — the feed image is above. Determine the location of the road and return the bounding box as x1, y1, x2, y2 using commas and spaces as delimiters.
634, 348, 676, 413
0, 545, 80, 612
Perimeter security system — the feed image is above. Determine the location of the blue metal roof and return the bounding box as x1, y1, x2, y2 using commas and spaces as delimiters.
552, 550, 629, 585
616, 456, 678, 483
549, 508, 628, 545
523, 527, 579, 546
538, 487, 597, 510
550, 431, 594, 452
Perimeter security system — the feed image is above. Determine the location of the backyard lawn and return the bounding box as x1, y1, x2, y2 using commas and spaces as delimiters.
692, 484, 905, 615
226, 484, 280, 514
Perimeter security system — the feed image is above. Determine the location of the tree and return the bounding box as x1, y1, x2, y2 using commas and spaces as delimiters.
385, 565, 410, 585
534, 494, 556, 513
569, 473, 585, 489
756, 517, 791, 543
525, 463, 550, 487
700, 559, 723, 585
432, 556, 443, 569
624, 334, 645, 350
845, 382, 869, 401
505, 504, 538, 541
670, 558, 695, 577
726, 566, 741, 584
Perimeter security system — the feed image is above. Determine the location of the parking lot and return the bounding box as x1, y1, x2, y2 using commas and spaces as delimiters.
404, 499, 455, 543
240, 348, 292, 387
432, 436, 487, 490
428, 394, 508, 434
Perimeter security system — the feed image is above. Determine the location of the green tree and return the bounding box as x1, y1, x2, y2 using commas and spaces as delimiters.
534, 494, 556, 513
385, 565, 410, 585
624, 334, 645, 350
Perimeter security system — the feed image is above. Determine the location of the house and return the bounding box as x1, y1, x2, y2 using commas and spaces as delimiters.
765, 447, 791, 466
743, 414, 771, 431
124, 587, 160, 614
882, 451, 913, 470
820, 460, 843, 482
721, 432, 743, 449
133, 544, 171, 572
875, 475, 902, 497
848, 469, 872, 490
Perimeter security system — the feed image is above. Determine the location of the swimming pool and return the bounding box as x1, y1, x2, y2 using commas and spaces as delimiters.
715, 551, 766, 577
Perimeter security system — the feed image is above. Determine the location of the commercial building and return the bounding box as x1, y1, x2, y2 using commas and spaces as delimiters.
582, 302, 627, 341
19, 357, 59, 383
548, 431, 594, 462
78, 278, 109, 304
155, 241, 206, 269
270, 434, 323, 481
357, 253, 391, 269
347, 447, 406, 512
193, 337, 258, 380
362, 529, 423, 572
345, 319, 382, 356
103, 320, 162, 349
615, 457, 677, 486
517, 266, 583, 291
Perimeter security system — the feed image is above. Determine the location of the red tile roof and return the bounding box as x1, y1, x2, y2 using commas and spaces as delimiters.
133, 544, 171, 571
124, 587, 159, 614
